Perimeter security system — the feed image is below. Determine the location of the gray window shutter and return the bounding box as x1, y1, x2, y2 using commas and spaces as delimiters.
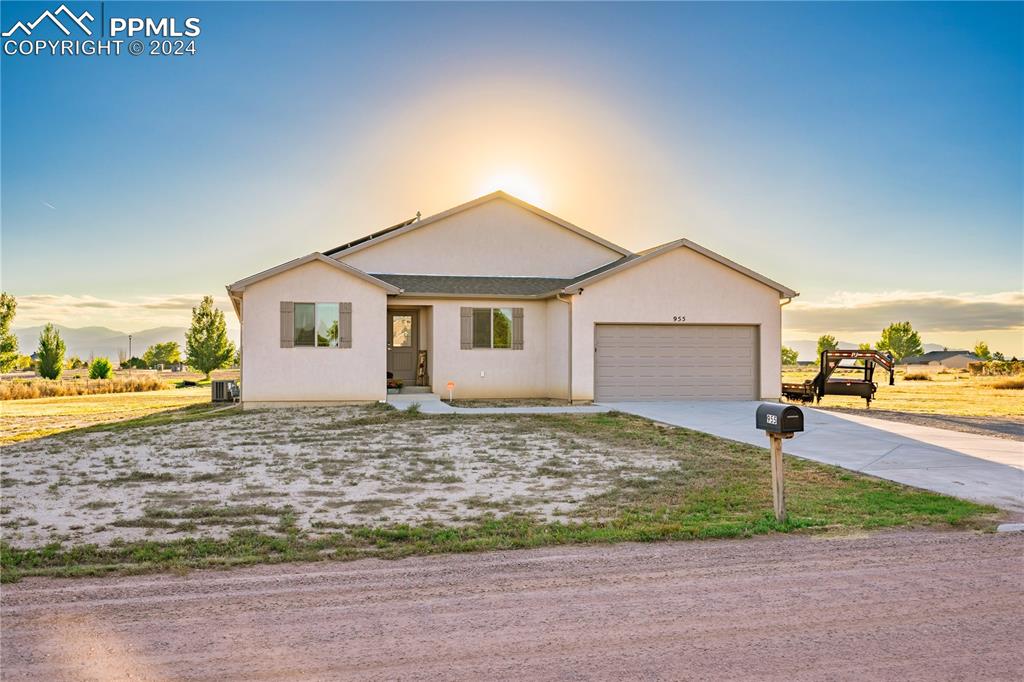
339, 302, 352, 349
280, 301, 294, 348
512, 308, 524, 350
460, 307, 473, 349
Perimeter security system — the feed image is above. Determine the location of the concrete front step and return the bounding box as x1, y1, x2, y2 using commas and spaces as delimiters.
399, 386, 432, 394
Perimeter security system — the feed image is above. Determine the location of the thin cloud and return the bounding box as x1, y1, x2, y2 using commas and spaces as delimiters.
785, 291, 1024, 333
41, 201, 56, 210
11, 294, 237, 330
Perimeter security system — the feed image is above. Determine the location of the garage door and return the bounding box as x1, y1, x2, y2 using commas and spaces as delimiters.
595, 325, 758, 401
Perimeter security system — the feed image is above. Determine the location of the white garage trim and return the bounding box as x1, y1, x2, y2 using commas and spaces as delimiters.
594, 324, 760, 401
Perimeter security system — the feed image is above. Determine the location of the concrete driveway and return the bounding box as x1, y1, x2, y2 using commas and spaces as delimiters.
601, 401, 1024, 513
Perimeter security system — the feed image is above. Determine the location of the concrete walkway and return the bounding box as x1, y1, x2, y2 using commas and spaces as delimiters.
601, 401, 1024, 513
387, 393, 609, 415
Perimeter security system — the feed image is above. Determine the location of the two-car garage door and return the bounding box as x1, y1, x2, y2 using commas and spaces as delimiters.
594, 324, 758, 401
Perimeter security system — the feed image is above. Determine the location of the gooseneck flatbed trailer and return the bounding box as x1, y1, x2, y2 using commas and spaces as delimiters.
782, 349, 895, 407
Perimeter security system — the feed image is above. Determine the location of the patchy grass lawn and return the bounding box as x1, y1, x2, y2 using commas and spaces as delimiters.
0, 406, 998, 581
0, 387, 212, 445
782, 367, 1024, 418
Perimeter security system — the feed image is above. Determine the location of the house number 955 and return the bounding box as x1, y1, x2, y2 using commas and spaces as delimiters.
673, 315, 686, 322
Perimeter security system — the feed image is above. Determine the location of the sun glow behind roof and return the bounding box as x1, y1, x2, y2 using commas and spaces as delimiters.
479, 171, 545, 207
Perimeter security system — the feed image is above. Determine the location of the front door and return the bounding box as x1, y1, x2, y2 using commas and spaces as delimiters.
387, 311, 417, 383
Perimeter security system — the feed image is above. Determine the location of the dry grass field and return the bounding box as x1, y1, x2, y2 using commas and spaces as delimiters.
0, 387, 212, 445
781, 367, 1024, 418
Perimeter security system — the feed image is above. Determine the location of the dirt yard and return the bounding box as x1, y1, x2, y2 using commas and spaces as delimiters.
1, 404, 997, 580
2, 530, 1020, 680
1, 405, 676, 548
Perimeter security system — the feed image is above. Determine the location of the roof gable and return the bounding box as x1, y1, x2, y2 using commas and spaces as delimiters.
227, 253, 401, 294
328, 191, 631, 260
563, 239, 798, 298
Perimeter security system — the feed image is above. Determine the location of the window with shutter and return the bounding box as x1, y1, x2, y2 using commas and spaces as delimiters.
463, 307, 523, 350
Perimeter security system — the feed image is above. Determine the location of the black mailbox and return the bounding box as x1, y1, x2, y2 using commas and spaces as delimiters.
756, 403, 804, 434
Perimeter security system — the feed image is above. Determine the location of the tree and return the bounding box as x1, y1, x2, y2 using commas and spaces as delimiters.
876, 321, 923, 362
781, 346, 799, 365
973, 341, 992, 361
143, 341, 181, 368
89, 357, 113, 379
992, 351, 1006, 362
185, 296, 235, 379
855, 342, 873, 366
0, 292, 19, 373
816, 334, 838, 357
37, 323, 66, 380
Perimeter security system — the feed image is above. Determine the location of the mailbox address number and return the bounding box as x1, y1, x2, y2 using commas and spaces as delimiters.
672, 315, 686, 322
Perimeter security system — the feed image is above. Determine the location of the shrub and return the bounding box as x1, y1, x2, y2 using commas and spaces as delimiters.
992, 378, 1024, 390
121, 357, 148, 370
968, 360, 1024, 376
0, 376, 167, 400
89, 357, 113, 379
37, 323, 65, 380
903, 372, 931, 381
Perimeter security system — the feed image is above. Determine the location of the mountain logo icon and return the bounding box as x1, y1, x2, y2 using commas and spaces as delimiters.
2, 4, 94, 37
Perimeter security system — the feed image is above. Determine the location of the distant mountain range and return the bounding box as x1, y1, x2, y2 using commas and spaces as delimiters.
784, 339, 945, 361
13, 325, 240, 361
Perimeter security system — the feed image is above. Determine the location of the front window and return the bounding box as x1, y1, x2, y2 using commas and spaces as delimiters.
472, 307, 514, 349
492, 308, 512, 349
295, 303, 338, 347
294, 303, 315, 347
472, 309, 491, 348
316, 303, 339, 348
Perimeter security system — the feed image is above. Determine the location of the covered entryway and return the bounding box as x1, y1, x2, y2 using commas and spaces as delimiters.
594, 324, 758, 401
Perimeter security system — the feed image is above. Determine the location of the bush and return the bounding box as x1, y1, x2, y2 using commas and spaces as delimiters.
37, 323, 65, 380
0, 376, 167, 400
968, 360, 1024, 376
992, 378, 1024, 390
903, 372, 931, 381
89, 357, 113, 379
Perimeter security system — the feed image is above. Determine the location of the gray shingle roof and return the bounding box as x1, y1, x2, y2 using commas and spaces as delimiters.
370, 274, 572, 297
901, 350, 981, 364
371, 256, 638, 297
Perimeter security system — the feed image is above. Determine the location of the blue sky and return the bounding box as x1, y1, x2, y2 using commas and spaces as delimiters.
2, 1, 1021, 353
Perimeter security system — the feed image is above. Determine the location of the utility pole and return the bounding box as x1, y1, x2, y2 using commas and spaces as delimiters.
128, 334, 133, 376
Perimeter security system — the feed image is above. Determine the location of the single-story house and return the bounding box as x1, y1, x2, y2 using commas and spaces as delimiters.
226, 191, 798, 406
900, 350, 982, 370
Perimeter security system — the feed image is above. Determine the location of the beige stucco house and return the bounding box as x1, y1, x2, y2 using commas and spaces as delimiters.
227, 192, 798, 405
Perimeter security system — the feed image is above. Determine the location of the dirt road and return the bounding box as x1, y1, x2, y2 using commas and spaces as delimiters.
3, 531, 1022, 680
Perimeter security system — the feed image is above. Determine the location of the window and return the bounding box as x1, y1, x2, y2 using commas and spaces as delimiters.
294, 303, 315, 347
471, 307, 514, 349
316, 303, 339, 348
492, 308, 512, 349
294, 303, 338, 348
392, 315, 412, 347
472, 309, 490, 348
